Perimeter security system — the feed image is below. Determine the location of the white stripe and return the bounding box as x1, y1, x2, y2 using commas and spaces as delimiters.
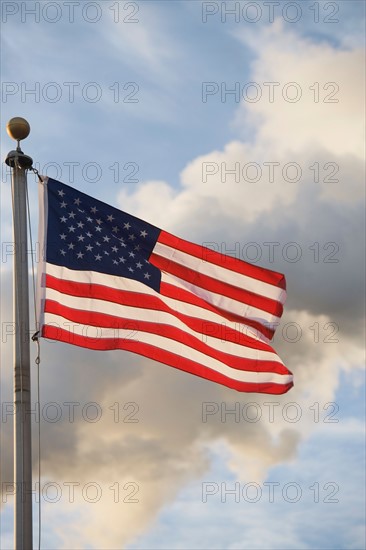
44, 286, 282, 364
43, 263, 275, 341
43, 312, 293, 386
153, 241, 286, 304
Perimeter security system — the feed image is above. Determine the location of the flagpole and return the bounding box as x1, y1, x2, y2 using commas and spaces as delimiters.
5, 118, 34, 550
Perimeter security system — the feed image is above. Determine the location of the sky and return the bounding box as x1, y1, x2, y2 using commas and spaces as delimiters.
0, 1, 365, 549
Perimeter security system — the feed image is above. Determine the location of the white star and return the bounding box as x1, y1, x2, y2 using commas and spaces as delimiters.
68, 243, 75, 250
104, 250, 109, 255
103, 236, 110, 243
60, 233, 67, 240
77, 235, 85, 242
60, 216, 67, 223
96, 218, 102, 225
86, 231, 92, 238
60, 249, 66, 255
95, 254, 102, 261
140, 230, 147, 238
136, 262, 142, 269
128, 234, 135, 241
123, 222, 131, 230
91, 206, 98, 214
119, 257, 126, 263
112, 226, 119, 233
144, 272, 151, 279
95, 226, 102, 232
128, 267, 134, 273
86, 244, 93, 252
77, 221, 84, 228
134, 244, 141, 251
68, 225, 75, 232
77, 252, 84, 259
68, 211, 76, 219
129, 251, 135, 258
86, 216, 93, 222
113, 260, 118, 265
95, 241, 101, 246
107, 214, 114, 222
60, 201, 67, 208
120, 242, 127, 248
74, 198, 81, 206
111, 246, 118, 253
58, 190, 65, 197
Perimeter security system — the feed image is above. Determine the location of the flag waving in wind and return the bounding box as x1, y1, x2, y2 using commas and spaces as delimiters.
37, 178, 293, 394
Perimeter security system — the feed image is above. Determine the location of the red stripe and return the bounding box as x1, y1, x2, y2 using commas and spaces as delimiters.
150, 253, 283, 318
44, 299, 289, 375
45, 274, 274, 350
42, 325, 293, 395
158, 230, 286, 290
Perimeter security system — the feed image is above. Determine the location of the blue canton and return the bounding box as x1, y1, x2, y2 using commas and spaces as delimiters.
46, 178, 162, 292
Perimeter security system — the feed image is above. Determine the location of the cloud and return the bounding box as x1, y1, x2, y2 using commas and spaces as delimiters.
126, 418, 366, 550
232, 21, 365, 159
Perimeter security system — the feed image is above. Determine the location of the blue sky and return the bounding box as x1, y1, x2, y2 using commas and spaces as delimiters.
1, 1, 365, 549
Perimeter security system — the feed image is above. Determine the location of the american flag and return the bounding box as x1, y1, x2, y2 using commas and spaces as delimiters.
37, 177, 293, 394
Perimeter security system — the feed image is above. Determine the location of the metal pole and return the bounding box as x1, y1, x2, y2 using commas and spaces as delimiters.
5, 118, 34, 550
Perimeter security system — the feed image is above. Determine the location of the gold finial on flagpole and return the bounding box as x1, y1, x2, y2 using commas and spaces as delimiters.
5, 117, 33, 168
7, 116, 30, 141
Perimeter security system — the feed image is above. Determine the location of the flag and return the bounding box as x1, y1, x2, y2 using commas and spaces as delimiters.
36, 177, 293, 394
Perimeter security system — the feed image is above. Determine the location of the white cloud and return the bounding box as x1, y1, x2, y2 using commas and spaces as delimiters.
232, 21, 365, 159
